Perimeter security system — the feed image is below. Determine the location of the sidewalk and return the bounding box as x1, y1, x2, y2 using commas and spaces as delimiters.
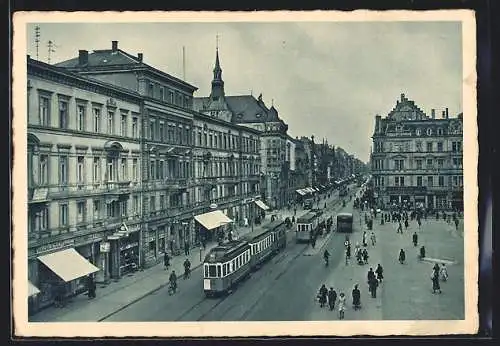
29, 204, 299, 322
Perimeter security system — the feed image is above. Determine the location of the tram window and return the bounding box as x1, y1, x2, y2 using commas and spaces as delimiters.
204, 265, 209, 277
231, 260, 235, 272
222, 264, 227, 276
217, 265, 222, 277
208, 265, 217, 277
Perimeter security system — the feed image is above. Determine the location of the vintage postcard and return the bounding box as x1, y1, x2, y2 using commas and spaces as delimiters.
12, 10, 478, 337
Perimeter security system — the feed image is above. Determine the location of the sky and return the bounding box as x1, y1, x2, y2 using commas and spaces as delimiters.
26, 20, 463, 163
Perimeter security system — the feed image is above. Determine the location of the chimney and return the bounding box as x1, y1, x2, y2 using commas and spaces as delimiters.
431, 109, 435, 119
445, 107, 449, 119
78, 50, 88, 65
401, 93, 405, 101
137, 53, 143, 62
112, 41, 118, 52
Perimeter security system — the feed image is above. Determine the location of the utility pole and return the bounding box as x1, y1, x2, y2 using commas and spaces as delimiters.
47, 40, 56, 64
34, 26, 40, 60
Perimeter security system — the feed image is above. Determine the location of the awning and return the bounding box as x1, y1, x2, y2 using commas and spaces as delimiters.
194, 210, 234, 230
28, 280, 40, 297
38, 248, 100, 282
314, 187, 320, 192
296, 189, 306, 196
255, 200, 270, 211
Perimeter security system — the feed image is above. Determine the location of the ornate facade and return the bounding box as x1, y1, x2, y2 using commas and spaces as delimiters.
370, 94, 464, 211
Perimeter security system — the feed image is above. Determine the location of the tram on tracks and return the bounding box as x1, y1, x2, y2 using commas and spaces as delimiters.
295, 209, 324, 243
202, 219, 287, 297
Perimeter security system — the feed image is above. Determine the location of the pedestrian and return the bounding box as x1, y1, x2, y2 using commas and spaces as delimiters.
292, 215, 295, 223
404, 218, 409, 229
454, 218, 459, 230
318, 284, 328, 308
294, 207, 297, 216
398, 249, 406, 264
362, 231, 367, 247
87, 275, 96, 299
352, 284, 361, 310
412, 232, 418, 247
417, 218, 422, 229
362, 248, 369, 264
419, 245, 426, 260
328, 287, 337, 311
367, 267, 375, 283
433, 263, 440, 278
431, 270, 442, 294
338, 292, 346, 319
368, 276, 379, 298
397, 221, 403, 234
440, 264, 449, 282
375, 264, 384, 283
184, 241, 190, 256
164, 252, 171, 270
370, 231, 376, 246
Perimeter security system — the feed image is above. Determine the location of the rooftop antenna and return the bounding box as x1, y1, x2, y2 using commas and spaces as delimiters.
182, 46, 186, 81
34, 25, 41, 60
216, 33, 219, 51
47, 40, 57, 64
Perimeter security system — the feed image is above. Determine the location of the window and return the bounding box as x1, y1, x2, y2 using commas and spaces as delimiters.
39, 154, 48, 185
132, 159, 138, 182
39, 95, 50, 126
208, 265, 216, 277
77, 201, 86, 224
160, 195, 165, 210
93, 157, 101, 183
77, 105, 86, 131
453, 176, 458, 186
416, 176, 422, 187
416, 128, 421, 136
437, 128, 443, 135
426, 142, 433, 152
159, 161, 164, 179
437, 142, 443, 152
121, 114, 127, 136
169, 91, 174, 104
426, 158, 433, 168
150, 160, 156, 180
148, 83, 154, 97
416, 141, 422, 152
150, 120, 156, 140
426, 128, 432, 136
121, 158, 127, 180
439, 176, 445, 187
452, 141, 462, 152
394, 159, 404, 170
416, 159, 422, 170
39, 207, 49, 230
427, 176, 433, 187
59, 100, 68, 129
159, 122, 164, 142
395, 176, 405, 187
77, 156, 84, 183
160, 87, 164, 101
59, 203, 69, 227
59, 156, 68, 185
107, 157, 116, 181
93, 108, 101, 132
93, 200, 101, 220
107, 111, 114, 134
437, 159, 444, 168
133, 195, 139, 215
150, 196, 156, 212
132, 117, 138, 138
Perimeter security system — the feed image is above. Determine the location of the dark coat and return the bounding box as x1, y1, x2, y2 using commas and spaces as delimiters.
367, 270, 375, 282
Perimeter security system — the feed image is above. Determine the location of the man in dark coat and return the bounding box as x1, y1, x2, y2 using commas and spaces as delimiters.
368, 277, 379, 298
412, 232, 418, 247
328, 287, 337, 311
164, 252, 170, 270
431, 270, 442, 294
87, 275, 96, 299
375, 264, 384, 283
367, 267, 375, 283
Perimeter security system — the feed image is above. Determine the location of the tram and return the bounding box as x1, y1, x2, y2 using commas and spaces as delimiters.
202, 219, 288, 297
295, 211, 321, 243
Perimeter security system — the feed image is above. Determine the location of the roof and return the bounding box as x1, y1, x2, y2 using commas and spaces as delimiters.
227, 95, 279, 123
55, 48, 197, 92
203, 240, 248, 263
241, 226, 273, 242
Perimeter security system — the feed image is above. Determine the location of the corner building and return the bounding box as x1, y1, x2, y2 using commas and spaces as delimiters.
371, 94, 464, 211
27, 57, 143, 311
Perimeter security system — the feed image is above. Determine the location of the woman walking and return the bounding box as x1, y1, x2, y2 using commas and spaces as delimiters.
338, 292, 346, 320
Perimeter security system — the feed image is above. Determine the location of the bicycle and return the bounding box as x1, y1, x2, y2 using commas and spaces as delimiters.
168, 282, 177, 295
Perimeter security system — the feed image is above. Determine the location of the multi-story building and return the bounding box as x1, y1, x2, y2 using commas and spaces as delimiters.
55, 41, 198, 267
27, 57, 143, 311
192, 48, 261, 230
370, 93, 464, 211
194, 49, 286, 210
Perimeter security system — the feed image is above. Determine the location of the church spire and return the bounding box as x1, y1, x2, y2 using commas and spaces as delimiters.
210, 35, 225, 100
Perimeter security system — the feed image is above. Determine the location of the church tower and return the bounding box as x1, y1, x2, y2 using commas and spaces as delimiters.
210, 48, 225, 101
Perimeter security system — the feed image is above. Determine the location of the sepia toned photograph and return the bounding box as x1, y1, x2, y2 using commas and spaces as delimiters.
12, 10, 478, 337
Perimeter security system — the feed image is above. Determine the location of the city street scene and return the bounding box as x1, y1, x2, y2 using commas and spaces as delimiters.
15, 13, 475, 336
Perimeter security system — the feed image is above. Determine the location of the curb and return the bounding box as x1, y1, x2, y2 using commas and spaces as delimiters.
96, 262, 204, 322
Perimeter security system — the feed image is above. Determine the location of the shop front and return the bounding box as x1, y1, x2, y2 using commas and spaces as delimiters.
194, 210, 234, 245
119, 231, 140, 277
35, 247, 100, 309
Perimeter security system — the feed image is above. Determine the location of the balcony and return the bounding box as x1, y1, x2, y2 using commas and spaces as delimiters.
105, 181, 131, 195
220, 176, 239, 185
166, 178, 189, 190
28, 186, 49, 204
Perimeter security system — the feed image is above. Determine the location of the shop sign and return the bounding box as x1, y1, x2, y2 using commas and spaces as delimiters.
120, 242, 139, 251
36, 238, 75, 255
100, 242, 110, 253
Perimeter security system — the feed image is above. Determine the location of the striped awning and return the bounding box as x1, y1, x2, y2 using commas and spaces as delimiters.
255, 200, 270, 210
296, 189, 306, 196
